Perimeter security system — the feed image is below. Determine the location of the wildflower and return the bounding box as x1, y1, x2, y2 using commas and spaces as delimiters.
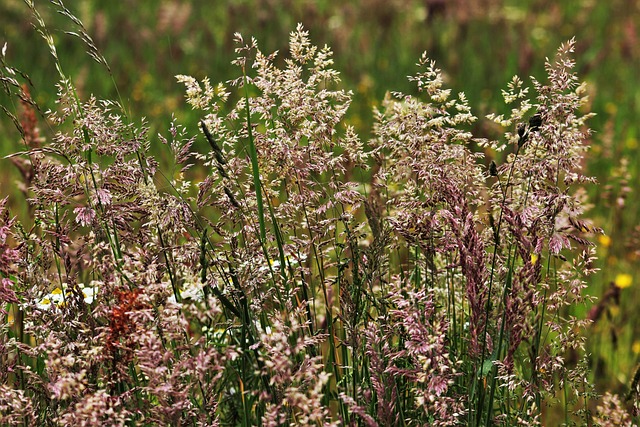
80, 281, 100, 304
35, 286, 65, 310
614, 273, 633, 289
35, 282, 99, 310
598, 234, 612, 248
36, 297, 53, 311
49, 287, 66, 307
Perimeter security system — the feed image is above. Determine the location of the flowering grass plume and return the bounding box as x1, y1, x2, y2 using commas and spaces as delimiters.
1, 2, 637, 425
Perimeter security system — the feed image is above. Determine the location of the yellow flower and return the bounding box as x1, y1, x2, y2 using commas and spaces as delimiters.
531, 253, 539, 265
614, 273, 633, 289
598, 234, 611, 248
632, 341, 640, 355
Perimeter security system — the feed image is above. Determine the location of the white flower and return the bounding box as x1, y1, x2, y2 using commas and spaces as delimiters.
36, 286, 66, 310
36, 297, 53, 311
35, 281, 101, 310
80, 282, 98, 304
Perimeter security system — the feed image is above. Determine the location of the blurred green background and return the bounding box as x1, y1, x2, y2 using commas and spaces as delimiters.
1, 0, 639, 402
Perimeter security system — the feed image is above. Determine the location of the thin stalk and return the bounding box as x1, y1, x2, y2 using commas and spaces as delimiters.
241, 71, 266, 242
484, 244, 516, 426
157, 228, 180, 303
475, 143, 522, 425
346, 219, 362, 401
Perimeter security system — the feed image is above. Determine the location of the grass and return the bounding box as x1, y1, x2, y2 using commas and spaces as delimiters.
1, 0, 640, 425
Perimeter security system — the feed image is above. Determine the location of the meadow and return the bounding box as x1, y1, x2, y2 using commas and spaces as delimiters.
1, 0, 639, 425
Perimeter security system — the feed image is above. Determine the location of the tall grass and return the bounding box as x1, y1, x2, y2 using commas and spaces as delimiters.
1, 2, 639, 426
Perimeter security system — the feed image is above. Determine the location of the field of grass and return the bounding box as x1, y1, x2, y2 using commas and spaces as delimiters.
1, 0, 639, 425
